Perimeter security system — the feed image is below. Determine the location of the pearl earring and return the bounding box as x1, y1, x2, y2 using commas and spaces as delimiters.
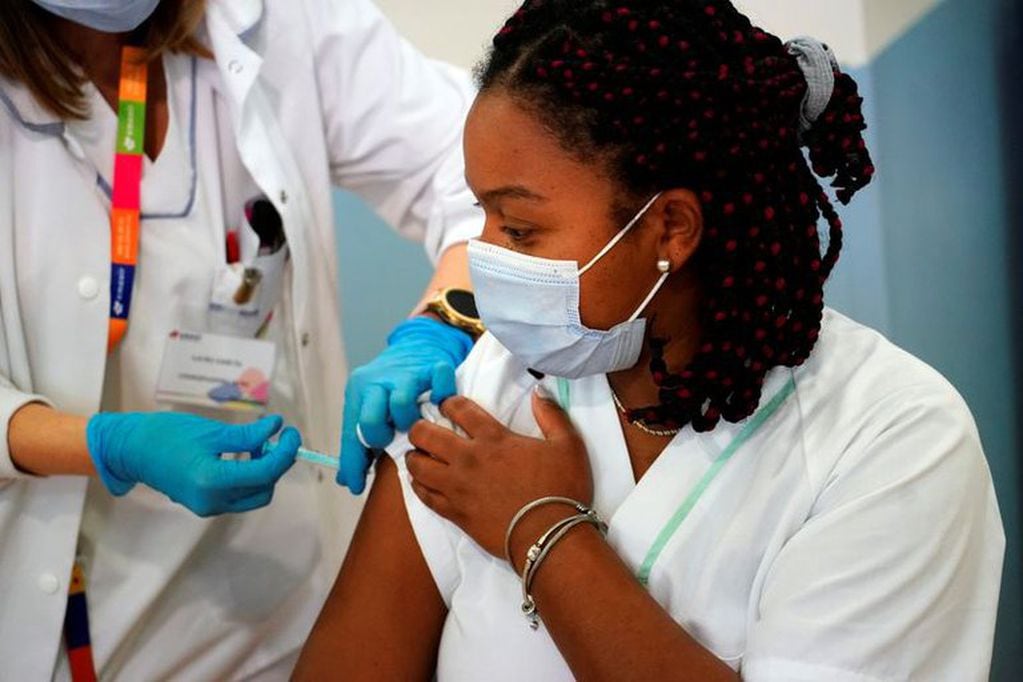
657, 259, 671, 273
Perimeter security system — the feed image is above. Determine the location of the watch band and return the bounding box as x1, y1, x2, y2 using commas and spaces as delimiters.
425, 287, 485, 338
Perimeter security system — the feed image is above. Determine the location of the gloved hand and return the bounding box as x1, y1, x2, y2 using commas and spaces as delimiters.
338, 316, 474, 494
86, 412, 300, 517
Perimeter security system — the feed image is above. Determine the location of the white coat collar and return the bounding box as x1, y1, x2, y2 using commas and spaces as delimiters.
205, 0, 264, 39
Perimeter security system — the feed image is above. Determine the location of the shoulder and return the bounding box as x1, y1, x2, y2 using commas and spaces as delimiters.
792, 308, 988, 501
257, 0, 389, 46
380, 334, 526, 602
409, 333, 539, 437
383, 333, 524, 465
457, 333, 532, 397
202, 0, 386, 57
797, 308, 976, 430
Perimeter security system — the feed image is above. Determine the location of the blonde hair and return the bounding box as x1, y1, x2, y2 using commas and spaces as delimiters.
0, 0, 210, 120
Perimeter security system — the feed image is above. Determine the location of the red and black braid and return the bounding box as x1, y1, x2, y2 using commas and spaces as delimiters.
478, 0, 875, 431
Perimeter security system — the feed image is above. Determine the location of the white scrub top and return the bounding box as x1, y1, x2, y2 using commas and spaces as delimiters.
0, 0, 482, 679
387, 308, 1005, 681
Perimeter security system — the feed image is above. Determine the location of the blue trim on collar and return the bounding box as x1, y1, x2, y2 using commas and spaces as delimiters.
0, 86, 65, 138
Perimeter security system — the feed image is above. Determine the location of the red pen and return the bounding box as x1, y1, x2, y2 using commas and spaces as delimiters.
225, 230, 240, 264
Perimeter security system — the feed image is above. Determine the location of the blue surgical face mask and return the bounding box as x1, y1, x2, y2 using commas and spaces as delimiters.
31, 0, 161, 33
468, 193, 668, 379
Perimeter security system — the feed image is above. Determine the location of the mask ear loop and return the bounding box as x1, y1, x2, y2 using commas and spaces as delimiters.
628, 269, 671, 321
577, 192, 663, 276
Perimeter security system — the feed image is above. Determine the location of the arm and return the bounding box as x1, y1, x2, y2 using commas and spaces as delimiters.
295, 455, 446, 679
3, 397, 299, 518
506, 508, 737, 681
333, 192, 475, 494
406, 392, 737, 681
0, 368, 87, 479
7, 403, 94, 476
309, 0, 482, 263
412, 241, 471, 313
307, 0, 484, 491
0, 347, 90, 477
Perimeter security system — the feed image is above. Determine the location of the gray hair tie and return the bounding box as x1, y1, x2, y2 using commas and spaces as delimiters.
785, 36, 839, 134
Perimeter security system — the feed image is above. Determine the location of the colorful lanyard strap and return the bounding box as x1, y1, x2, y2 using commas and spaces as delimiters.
63, 46, 148, 681
555, 374, 797, 586
64, 562, 98, 682
107, 46, 148, 353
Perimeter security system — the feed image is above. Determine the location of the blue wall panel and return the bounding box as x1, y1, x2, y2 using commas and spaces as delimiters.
866, 0, 1022, 675
823, 65, 892, 335
334, 191, 432, 368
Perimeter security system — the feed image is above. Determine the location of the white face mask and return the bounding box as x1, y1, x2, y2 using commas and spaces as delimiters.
468, 193, 668, 379
31, 0, 161, 33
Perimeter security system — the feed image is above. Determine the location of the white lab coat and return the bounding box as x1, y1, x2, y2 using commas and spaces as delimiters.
0, 0, 480, 678
388, 308, 1005, 681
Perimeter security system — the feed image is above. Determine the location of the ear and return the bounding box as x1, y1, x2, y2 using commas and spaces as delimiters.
650, 188, 703, 272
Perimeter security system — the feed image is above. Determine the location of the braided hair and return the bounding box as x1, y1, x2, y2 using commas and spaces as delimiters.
477, 0, 875, 432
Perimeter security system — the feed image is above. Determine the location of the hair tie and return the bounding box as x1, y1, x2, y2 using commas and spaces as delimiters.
785, 36, 839, 134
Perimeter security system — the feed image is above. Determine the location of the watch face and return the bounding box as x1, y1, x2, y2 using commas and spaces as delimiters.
447, 289, 479, 319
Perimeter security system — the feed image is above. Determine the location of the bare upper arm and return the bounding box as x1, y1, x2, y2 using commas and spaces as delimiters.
295, 456, 447, 680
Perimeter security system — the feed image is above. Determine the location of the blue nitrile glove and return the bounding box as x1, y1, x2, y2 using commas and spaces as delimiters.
86, 412, 300, 517
338, 316, 474, 494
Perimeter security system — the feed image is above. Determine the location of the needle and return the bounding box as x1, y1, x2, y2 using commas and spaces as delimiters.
258, 378, 545, 472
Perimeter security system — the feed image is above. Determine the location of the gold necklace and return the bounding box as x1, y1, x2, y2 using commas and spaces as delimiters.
609, 387, 681, 438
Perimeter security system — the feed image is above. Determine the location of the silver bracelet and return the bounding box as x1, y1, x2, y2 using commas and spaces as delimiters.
504, 495, 590, 565
520, 510, 608, 630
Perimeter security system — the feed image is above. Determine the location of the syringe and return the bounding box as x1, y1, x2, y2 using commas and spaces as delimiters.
259, 441, 340, 469
260, 374, 547, 471
294, 447, 340, 469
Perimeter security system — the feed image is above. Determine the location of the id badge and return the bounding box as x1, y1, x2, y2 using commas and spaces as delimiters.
155, 329, 277, 411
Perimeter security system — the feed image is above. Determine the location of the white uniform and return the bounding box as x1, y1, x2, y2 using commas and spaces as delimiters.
0, 0, 480, 679
388, 309, 1005, 681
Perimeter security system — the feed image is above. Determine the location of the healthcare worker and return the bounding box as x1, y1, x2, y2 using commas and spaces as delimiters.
0, 0, 481, 679
297, 1, 1006, 679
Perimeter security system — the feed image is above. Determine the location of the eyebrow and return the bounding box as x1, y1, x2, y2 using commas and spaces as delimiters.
477, 185, 548, 203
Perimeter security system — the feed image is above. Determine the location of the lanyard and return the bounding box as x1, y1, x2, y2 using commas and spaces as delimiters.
555, 374, 797, 585
107, 46, 148, 353
64, 562, 97, 682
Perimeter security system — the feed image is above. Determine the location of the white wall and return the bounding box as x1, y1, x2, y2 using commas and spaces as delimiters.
861, 0, 943, 63
373, 0, 520, 71
734, 1, 868, 65
374, 0, 943, 70
731, 1, 939, 66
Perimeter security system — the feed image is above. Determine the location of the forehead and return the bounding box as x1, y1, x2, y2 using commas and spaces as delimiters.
463, 91, 615, 200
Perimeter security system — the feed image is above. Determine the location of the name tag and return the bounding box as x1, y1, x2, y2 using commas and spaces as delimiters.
156, 330, 277, 411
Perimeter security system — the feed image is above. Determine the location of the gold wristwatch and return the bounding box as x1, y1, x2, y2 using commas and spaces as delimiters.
424, 287, 485, 339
